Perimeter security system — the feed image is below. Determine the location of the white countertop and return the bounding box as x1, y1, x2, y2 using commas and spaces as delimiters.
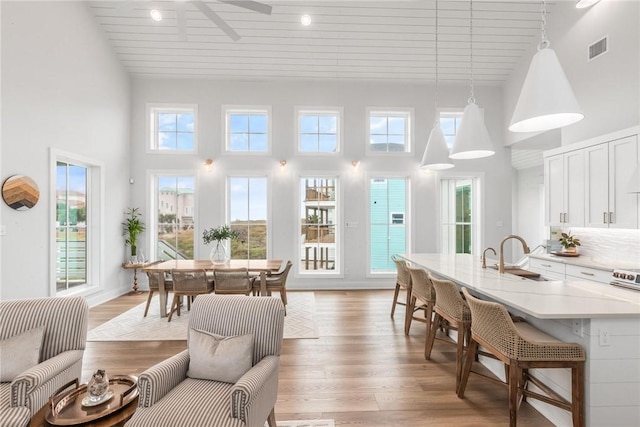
399, 253, 640, 319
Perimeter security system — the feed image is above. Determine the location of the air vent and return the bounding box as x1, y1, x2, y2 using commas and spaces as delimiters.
588, 37, 608, 61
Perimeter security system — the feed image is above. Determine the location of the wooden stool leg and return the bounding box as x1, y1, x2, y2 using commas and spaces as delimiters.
405, 295, 416, 335
425, 313, 441, 360
457, 339, 477, 398
425, 301, 434, 338
508, 361, 519, 427
455, 322, 466, 392
390, 283, 400, 317
572, 362, 585, 427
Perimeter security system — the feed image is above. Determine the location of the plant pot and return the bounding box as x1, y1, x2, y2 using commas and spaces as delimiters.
209, 240, 230, 265
562, 246, 578, 254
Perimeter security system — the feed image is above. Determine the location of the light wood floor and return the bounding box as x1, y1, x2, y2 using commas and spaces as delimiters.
84, 290, 553, 427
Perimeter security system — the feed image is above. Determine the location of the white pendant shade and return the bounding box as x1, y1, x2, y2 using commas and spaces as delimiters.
450, 101, 495, 160
509, 47, 583, 133
420, 125, 454, 170
629, 164, 640, 193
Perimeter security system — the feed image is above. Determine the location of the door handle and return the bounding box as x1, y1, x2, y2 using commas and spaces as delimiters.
580, 271, 595, 276
541, 264, 552, 268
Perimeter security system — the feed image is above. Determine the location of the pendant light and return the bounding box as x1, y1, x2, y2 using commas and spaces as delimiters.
420, 0, 454, 171
509, 0, 583, 133
449, 0, 495, 160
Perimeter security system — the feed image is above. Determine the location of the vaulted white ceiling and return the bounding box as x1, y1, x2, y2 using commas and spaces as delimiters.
88, 0, 551, 83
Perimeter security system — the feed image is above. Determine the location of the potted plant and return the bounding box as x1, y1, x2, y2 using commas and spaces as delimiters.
203, 225, 240, 265
123, 208, 145, 263
559, 231, 581, 253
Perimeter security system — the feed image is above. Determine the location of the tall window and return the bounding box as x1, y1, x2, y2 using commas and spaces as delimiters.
155, 176, 195, 260
56, 162, 88, 292
368, 109, 412, 153
228, 177, 268, 259
441, 179, 475, 254
299, 177, 339, 274
224, 107, 270, 152
297, 108, 341, 153
148, 104, 197, 151
369, 178, 408, 273
439, 111, 463, 149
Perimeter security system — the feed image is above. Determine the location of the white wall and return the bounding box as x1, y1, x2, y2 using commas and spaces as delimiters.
0, 1, 131, 303
130, 79, 514, 288
512, 166, 545, 260
503, 0, 640, 147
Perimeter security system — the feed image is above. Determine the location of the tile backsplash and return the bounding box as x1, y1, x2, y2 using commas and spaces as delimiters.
555, 228, 640, 268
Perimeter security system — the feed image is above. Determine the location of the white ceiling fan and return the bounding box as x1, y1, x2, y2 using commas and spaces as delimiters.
123, 0, 273, 41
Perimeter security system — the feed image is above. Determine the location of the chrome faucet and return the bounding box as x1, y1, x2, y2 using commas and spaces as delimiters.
498, 235, 530, 273
481, 247, 496, 269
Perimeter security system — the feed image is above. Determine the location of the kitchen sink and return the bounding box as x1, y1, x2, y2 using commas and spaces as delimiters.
488, 265, 541, 279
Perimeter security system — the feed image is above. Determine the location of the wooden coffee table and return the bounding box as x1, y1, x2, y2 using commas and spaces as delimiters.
29, 376, 138, 427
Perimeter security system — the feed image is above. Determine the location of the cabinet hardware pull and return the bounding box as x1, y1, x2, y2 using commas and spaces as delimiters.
609, 212, 614, 223
564, 213, 568, 223
560, 213, 563, 223
541, 264, 552, 267
603, 212, 608, 223
580, 272, 595, 276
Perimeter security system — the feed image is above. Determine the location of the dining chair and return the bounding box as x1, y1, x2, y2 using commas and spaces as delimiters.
144, 260, 173, 317
168, 269, 213, 322
390, 255, 412, 328
213, 267, 254, 296
252, 260, 292, 314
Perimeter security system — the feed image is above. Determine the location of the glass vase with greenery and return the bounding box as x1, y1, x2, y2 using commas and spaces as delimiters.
123, 208, 145, 261
203, 225, 239, 264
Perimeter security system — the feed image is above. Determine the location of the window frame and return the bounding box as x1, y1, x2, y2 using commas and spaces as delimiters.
294, 107, 343, 156
438, 109, 464, 150
146, 103, 198, 154
222, 105, 272, 155
366, 108, 414, 155
50, 148, 104, 296
366, 173, 411, 277
225, 174, 271, 260
296, 173, 343, 278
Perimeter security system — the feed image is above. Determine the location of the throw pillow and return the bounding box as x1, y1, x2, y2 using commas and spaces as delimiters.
0, 326, 45, 382
187, 329, 253, 384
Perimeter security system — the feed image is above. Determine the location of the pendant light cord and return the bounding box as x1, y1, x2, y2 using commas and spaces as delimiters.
434, 0, 439, 125
539, 0, 550, 50
468, 0, 475, 104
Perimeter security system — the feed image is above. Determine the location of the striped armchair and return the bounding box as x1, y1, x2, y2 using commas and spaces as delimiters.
125, 295, 285, 427
0, 297, 89, 427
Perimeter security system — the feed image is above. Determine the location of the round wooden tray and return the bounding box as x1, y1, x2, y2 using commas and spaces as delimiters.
45, 375, 138, 426
550, 251, 580, 257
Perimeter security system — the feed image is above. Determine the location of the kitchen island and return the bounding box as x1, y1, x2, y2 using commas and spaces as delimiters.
400, 253, 640, 427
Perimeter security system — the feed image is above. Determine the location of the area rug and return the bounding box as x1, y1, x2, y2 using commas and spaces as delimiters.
87, 292, 318, 341
269, 421, 334, 427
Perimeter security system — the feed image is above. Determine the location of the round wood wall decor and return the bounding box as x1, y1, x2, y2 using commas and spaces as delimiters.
2, 175, 40, 210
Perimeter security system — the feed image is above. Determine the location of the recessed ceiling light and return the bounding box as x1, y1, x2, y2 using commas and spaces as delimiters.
301, 14, 312, 26
150, 9, 163, 22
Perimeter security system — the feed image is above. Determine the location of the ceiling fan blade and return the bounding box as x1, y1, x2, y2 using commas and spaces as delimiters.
217, 0, 272, 15
192, 0, 241, 41
175, 2, 188, 41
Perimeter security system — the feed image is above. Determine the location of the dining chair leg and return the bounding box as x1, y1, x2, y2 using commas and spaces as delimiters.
143, 289, 155, 317
167, 295, 179, 322
280, 287, 288, 305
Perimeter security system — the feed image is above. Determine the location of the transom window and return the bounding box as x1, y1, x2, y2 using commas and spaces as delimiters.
297, 108, 341, 153
148, 104, 197, 151
228, 177, 268, 260
224, 107, 270, 153
439, 111, 464, 149
368, 109, 412, 153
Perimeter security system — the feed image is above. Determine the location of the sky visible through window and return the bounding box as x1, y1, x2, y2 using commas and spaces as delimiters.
229, 113, 268, 152
299, 113, 338, 152
156, 112, 194, 150
228, 177, 267, 221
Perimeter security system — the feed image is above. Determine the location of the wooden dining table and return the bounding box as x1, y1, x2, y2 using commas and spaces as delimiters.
142, 259, 283, 317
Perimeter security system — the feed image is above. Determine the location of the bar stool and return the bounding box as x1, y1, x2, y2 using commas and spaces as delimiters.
458, 288, 586, 427
390, 256, 412, 330
406, 267, 436, 340
425, 274, 471, 391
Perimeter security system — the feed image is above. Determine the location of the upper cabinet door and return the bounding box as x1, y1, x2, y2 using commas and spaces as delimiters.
545, 154, 564, 227
564, 150, 585, 228
609, 135, 639, 229
585, 143, 609, 228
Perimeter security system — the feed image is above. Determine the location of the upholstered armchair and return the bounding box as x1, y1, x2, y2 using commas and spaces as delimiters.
125, 294, 285, 427
0, 297, 89, 427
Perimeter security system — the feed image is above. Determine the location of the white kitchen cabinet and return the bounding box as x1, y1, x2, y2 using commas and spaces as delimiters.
529, 257, 566, 280
544, 150, 584, 227
585, 136, 639, 229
